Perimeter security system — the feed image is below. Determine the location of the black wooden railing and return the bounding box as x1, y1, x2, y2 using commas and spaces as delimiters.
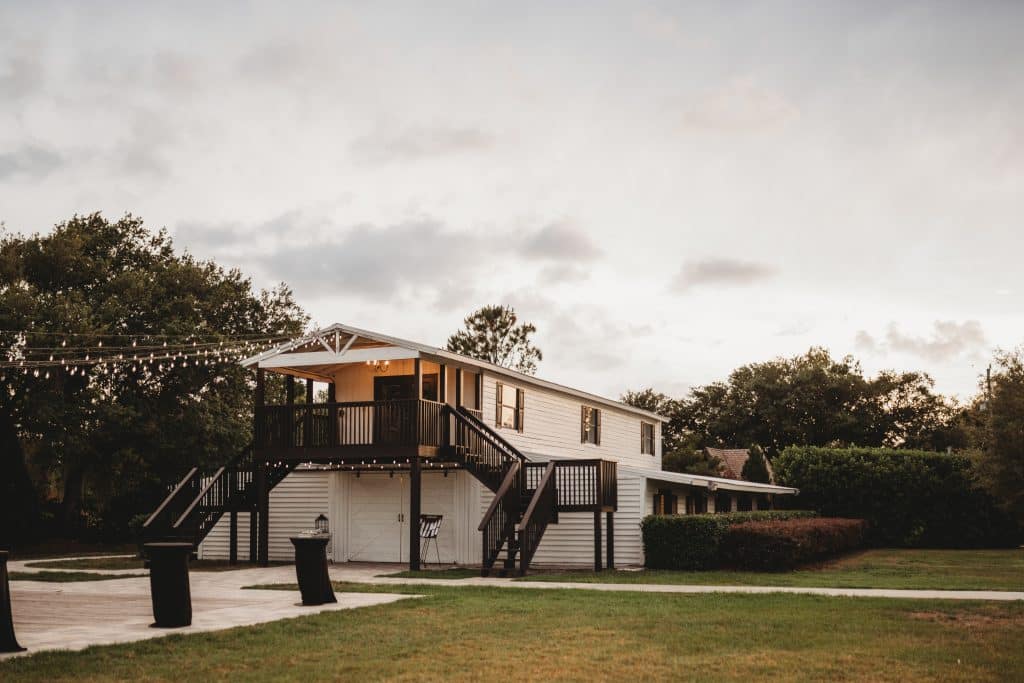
142, 444, 294, 553
524, 459, 617, 512
142, 467, 200, 540
517, 461, 557, 574
257, 399, 449, 451
478, 461, 521, 575
447, 405, 524, 492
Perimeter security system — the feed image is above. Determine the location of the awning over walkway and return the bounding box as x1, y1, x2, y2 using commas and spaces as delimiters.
620, 465, 799, 495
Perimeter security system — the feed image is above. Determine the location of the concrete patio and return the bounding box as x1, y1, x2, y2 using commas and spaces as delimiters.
3, 558, 414, 660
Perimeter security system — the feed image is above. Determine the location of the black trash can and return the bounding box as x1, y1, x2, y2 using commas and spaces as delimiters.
290, 536, 336, 606
0, 550, 26, 653
144, 542, 193, 628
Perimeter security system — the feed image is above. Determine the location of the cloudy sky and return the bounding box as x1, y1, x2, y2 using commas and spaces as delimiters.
2, 1, 1021, 400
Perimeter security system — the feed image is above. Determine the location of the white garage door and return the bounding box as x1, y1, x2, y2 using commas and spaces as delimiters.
345, 472, 460, 563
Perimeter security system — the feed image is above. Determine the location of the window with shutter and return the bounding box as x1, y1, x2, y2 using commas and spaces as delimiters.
515, 388, 525, 432
641, 422, 655, 455
496, 382, 519, 429
495, 383, 503, 424
581, 406, 601, 445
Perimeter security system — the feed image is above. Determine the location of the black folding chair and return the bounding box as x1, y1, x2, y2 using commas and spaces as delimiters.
419, 514, 443, 567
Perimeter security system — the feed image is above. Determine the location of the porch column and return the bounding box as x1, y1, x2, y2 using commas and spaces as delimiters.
414, 358, 422, 398
327, 381, 337, 446
768, 494, 775, 511
593, 511, 603, 572
256, 464, 269, 567
455, 368, 463, 408
751, 496, 759, 511
605, 511, 614, 570
409, 454, 421, 571
286, 375, 296, 405
249, 511, 258, 564
706, 491, 716, 514
229, 509, 238, 565
730, 495, 739, 512
439, 363, 447, 403
304, 380, 314, 447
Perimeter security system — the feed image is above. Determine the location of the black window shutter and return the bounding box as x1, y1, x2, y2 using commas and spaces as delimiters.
581, 406, 587, 443
595, 409, 601, 446
516, 388, 525, 432
495, 383, 503, 425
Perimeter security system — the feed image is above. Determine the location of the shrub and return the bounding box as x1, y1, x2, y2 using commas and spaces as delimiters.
641, 515, 727, 570
641, 510, 819, 569
720, 518, 867, 571
714, 510, 818, 525
774, 446, 1021, 548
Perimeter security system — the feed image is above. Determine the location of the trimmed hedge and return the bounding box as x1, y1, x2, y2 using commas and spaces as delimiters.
641, 510, 819, 570
774, 446, 1022, 548
720, 518, 867, 571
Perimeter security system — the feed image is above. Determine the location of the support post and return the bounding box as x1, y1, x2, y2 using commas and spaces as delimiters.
256, 464, 270, 567
327, 381, 338, 446
229, 509, 238, 565
455, 368, 463, 407
593, 511, 603, 572
286, 375, 295, 405
304, 379, 314, 447
751, 496, 759, 511
249, 511, 258, 564
706, 491, 716, 514
606, 511, 614, 570
730, 495, 739, 512
413, 358, 423, 400
409, 455, 421, 571
439, 363, 447, 404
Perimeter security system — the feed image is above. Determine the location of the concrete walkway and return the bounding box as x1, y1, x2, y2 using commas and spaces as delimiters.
3, 559, 414, 660
325, 563, 1024, 602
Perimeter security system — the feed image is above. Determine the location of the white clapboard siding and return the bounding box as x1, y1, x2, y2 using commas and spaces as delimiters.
476, 469, 646, 568
481, 374, 662, 471
198, 470, 331, 562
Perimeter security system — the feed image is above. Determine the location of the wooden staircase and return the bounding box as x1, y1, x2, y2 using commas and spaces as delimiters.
441, 406, 559, 576
141, 446, 295, 558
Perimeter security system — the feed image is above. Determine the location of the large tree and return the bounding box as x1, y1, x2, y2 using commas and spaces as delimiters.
447, 305, 543, 374
624, 348, 963, 463
0, 213, 306, 543
969, 348, 1024, 525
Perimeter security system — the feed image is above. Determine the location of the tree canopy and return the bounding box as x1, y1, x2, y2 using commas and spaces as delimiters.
0, 213, 306, 545
968, 348, 1024, 525
446, 305, 543, 374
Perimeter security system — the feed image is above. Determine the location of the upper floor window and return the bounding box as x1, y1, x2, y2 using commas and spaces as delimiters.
581, 406, 601, 445
495, 382, 524, 432
641, 422, 655, 455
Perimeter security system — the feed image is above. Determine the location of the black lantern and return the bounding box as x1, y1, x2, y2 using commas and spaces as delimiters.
315, 514, 329, 534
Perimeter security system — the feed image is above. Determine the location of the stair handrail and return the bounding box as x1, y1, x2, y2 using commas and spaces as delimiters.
451, 405, 526, 462
517, 461, 558, 574
478, 460, 521, 532
142, 467, 199, 529
172, 466, 227, 529
517, 461, 556, 534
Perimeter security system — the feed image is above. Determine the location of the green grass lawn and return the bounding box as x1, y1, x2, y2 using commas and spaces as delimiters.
512, 549, 1024, 591
23, 556, 287, 573
3, 581, 1023, 681
9, 570, 148, 582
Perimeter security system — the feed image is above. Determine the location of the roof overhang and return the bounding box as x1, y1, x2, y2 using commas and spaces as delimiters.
621, 465, 799, 495
240, 323, 670, 423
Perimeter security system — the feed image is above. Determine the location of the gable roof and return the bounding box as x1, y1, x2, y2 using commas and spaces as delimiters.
241, 322, 668, 423
705, 447, 775, 482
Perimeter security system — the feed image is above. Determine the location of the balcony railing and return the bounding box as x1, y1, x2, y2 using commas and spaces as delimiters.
524, 459, 617, 512
256, 399, 447, 451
